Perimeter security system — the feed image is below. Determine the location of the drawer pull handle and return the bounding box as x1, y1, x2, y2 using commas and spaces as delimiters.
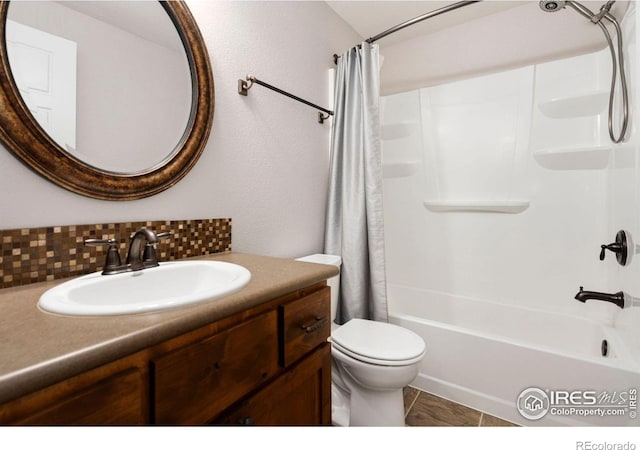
238, 417, 254, 425
301, 316, 328, 334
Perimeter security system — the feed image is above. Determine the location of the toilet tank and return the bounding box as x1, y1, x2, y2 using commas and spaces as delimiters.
295, 254, 341, 323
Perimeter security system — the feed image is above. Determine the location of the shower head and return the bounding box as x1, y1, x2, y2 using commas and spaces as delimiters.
539, 1, 567, 12
537, 0, 628, 143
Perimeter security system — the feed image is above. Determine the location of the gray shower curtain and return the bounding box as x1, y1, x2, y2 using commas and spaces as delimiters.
324, 42, 388, 324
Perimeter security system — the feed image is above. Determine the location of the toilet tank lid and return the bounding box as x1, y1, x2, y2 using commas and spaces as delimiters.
296, 254, 342, 267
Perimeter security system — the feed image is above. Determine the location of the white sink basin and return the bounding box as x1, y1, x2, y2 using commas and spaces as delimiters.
38, 261, 251, 316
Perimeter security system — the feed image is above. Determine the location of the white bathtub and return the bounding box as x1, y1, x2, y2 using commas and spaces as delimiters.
387, 284, 640, 426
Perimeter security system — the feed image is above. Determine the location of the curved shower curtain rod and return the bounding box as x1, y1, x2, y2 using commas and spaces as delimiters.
333, 1, 481, 64
366, 0, 481, 44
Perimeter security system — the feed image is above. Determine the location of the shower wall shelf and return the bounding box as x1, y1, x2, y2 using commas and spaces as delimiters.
532, 145, 611, 170
382, 161, 420, 178
423, 200, 530, 214
381, 122, 419, 140
537, 91, 608, 119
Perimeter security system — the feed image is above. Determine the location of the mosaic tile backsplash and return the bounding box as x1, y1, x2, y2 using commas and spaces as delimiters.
0, 218, 232, 289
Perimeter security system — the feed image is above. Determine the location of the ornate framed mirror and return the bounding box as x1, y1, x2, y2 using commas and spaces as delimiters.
0, 1, 213, 200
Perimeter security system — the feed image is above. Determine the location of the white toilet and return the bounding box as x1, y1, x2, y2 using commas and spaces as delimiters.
297, 254, 426, 426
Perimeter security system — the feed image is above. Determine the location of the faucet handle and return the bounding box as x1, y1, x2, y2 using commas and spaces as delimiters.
600, 244, 613, 261
85, 238, 122, 271
599, 230, 628, 266
85, 238, 116, 246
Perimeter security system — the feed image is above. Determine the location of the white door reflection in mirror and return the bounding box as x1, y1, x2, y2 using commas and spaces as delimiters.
6, 1, 192, 174
6, 20, 77, 154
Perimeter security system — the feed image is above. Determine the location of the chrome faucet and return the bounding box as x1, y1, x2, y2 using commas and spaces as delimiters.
85, 228, 170, 275
574, 286, 625, 308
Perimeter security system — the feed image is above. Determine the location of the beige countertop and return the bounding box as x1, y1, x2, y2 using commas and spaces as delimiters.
0, 252, 338, 405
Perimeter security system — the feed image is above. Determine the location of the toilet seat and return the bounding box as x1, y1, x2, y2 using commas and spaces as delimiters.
331, 318, 426, 366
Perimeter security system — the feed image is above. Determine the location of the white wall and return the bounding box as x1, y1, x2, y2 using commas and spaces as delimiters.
0, 1, 362, 258
381, 6, 637, 326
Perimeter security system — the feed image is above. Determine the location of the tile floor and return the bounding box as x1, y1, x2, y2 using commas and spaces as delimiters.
403, 387, 517, 426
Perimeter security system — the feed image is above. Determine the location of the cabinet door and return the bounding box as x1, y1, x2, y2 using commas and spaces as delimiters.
221, 343, 331, 425
15, 368, 145, 425
153, 311, 279, 424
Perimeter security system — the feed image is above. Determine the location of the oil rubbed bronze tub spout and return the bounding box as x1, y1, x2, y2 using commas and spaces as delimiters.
574, 287, 625, 308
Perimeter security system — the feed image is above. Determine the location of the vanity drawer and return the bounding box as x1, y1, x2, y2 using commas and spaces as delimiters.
153, 310, 279, 424
14, 368, 145, 425
279, 286, 331, 367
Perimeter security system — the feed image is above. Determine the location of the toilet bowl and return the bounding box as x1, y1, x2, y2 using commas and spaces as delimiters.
296, 254, 426, 426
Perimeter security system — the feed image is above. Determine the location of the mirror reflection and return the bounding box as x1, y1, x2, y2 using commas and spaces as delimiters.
6, 1, 193, 174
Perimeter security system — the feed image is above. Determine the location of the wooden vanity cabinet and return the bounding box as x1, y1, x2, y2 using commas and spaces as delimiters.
0, 283, 332, 425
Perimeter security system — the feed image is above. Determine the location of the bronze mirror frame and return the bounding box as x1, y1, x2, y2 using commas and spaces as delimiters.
0, 1, 214, 200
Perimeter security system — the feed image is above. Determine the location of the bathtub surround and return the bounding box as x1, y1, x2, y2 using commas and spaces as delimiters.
0, 218, 231, 289
382, 41, 628, 318
324, 42, 388, 323
382, 2, 639, 427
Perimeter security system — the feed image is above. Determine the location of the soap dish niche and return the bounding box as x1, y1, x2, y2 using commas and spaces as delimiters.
532, 145, 611, 170
537, 91, 608, 119
423, 200, 530, 214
